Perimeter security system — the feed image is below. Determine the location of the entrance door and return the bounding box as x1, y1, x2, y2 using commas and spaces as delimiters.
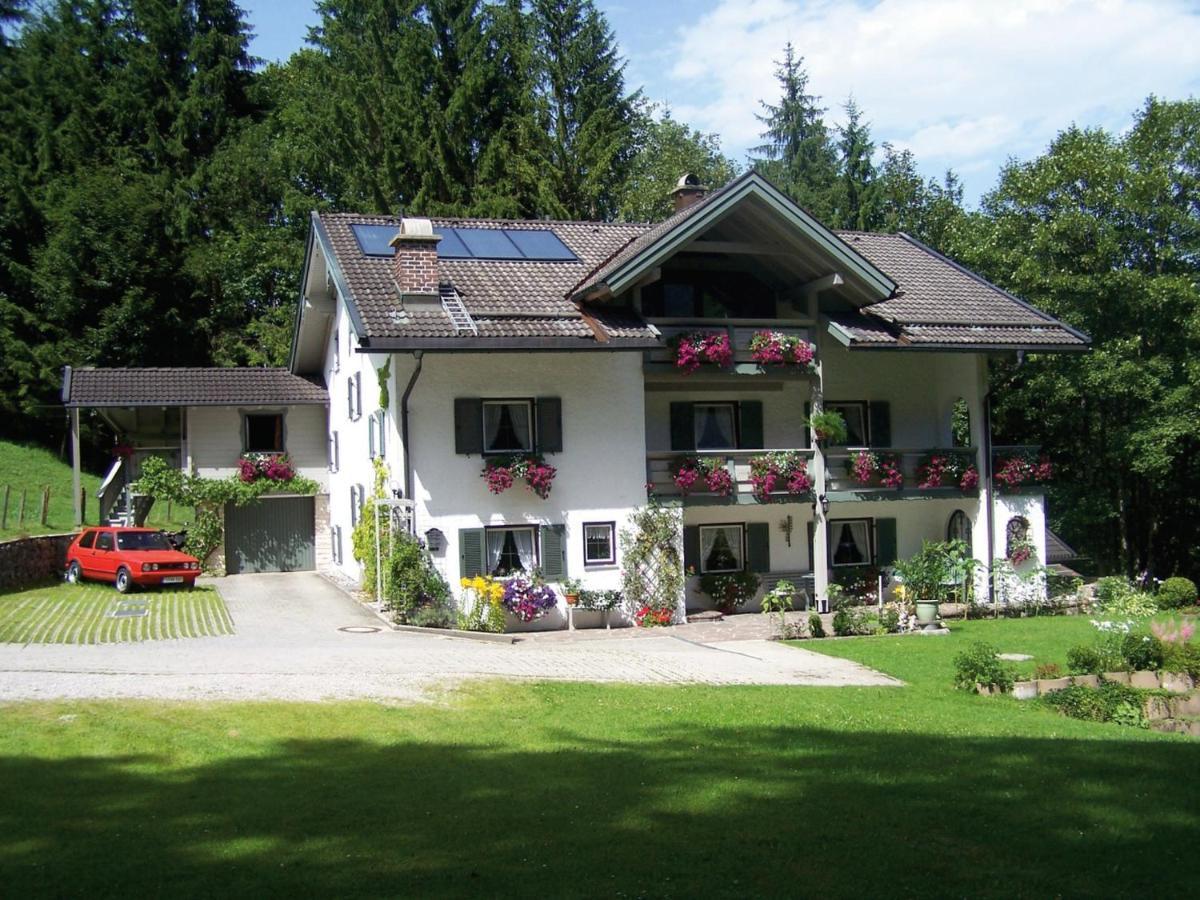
224, 497, 315, 574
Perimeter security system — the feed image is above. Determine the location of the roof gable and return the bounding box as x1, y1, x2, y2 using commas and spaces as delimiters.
569, 171, 897, 303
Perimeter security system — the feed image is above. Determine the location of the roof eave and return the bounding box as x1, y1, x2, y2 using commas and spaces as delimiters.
353, 336, 661, 352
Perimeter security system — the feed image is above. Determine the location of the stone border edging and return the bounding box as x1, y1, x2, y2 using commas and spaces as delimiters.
999, 670, 1197, 699
390, 623, 519, 644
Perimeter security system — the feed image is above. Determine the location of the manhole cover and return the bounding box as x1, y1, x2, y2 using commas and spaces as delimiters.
338, 625, 381, 634
109, 601, 149, 619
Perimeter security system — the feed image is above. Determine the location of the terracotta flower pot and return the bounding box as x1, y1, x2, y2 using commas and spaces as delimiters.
565, 593, 579, 606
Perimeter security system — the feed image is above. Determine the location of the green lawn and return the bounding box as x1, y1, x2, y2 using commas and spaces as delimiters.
0, 618, 1196, 898
0, 582, 232, 643
0, 439, 192, 540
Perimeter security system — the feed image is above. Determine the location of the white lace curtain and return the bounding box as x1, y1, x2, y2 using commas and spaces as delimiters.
832, 521, 870, 566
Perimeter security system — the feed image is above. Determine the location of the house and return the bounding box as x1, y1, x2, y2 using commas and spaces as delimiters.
62, 171, 1088, 623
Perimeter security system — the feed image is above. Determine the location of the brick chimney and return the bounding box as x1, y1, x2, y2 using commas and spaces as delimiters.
670, 173, 708, 212
389, 217, 441, 303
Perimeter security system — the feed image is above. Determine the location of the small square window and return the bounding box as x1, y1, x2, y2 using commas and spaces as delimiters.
482, 400, 533, 454
694, 403, 737, 450
583, 522, 616, 566
699, 525, 743, 574
245, 413, 284, 453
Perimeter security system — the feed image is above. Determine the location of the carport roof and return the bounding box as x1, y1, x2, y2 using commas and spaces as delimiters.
62, 366, 328, 408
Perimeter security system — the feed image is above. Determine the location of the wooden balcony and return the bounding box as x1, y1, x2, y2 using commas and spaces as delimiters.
643, 324, 816, 379
647, 448, 816, 505
824, 447, 981, 500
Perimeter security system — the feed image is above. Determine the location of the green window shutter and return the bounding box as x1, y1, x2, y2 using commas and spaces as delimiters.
868, 401, 891, 447
454, 398, 483, 454
803, 401, 811, 449
670, 402, 695, 451
535, 397, 563, 454
876, 518, 898, 566
747, 522, 771, 573
459, 528, 485, 578
683, 526, 701, 572
540, 524, 567, 580
739, 400, 764, 449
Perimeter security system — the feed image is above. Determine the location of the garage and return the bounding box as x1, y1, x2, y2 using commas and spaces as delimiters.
224, 496, 316, 574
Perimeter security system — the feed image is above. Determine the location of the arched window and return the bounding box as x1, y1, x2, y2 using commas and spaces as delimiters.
951, 398, 971, 447
947, 510, 971, 551
1005, 516, 1034, 565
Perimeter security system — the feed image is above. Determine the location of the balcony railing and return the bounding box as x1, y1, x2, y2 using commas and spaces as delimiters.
647, 448, 817, 503
824, 447, 981, 495
644, 325, 816, 376
991, 445, 1051, 492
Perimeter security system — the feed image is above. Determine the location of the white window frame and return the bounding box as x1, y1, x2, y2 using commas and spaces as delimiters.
481, 399, 535, 455
582, 521, 617, 566
698, 524, 745, 574
828, 518, 874, 568
693, 402, 738, 451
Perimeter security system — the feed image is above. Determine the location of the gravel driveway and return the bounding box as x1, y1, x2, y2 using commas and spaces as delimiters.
0, 573, 899, 701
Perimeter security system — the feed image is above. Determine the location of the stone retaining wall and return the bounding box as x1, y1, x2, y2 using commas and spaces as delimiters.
0, 533, 74, 592
1001, 671, 1197, 699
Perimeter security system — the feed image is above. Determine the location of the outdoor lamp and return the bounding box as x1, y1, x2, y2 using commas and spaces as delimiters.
819, 494, 830, 515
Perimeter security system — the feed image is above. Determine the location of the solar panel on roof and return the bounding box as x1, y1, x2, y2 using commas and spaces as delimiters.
432, 227, 471, 258
350, 224, 401, 257
457, 228, 523, 259
505, 228, 577, 260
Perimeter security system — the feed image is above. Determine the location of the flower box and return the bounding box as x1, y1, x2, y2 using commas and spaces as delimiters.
846, 450, 904, 489
671, 331, 734, 373
994, 451, 1052, 491
482, 455, 557, 499
748, 330, 816, 370
915, 450, 979, 492
748, 451, 813, 502
672, 457, 733, 497
237, 452, 297, 484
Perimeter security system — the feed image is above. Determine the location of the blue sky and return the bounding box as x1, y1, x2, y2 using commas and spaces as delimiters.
240, 0, 1200, 205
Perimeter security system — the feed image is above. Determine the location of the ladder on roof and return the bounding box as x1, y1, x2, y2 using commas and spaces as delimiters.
440, 284, 477, 335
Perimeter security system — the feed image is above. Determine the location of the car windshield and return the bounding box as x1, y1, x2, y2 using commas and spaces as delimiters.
115, 531, 171, 551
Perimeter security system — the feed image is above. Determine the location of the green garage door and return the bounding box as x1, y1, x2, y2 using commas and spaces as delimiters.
224, 497, 315, 574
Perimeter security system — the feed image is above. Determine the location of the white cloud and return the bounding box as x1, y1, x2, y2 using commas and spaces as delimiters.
659, 0, 1200, 200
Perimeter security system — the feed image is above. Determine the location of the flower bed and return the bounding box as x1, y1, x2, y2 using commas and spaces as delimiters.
238, 452, 296, 483
994, 450, 1052, 491
748, 330, 815, 370
748, 451, 813, 502
672, 457, 733, 496
915, 450, 979, 491
482, 455, 557, 499
672, 331, 733, 373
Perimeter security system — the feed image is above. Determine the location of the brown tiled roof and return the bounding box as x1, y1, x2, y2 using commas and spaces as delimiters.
63, 367, 328, 407
316, 190, 1087, 352
832, 232, 1088, 349
316, 212, 656, 345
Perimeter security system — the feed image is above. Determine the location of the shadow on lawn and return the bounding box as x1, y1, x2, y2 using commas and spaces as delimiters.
1, 724, 1195, 899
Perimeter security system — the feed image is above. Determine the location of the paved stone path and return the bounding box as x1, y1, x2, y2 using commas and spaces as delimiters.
0, 573, 899, 702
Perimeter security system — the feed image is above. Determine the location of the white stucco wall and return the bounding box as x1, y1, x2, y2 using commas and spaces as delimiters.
186, 404, 329, 488
375, 349, 649, 630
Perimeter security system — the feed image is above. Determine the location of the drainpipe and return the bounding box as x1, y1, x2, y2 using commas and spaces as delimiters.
399, 351, 424, 525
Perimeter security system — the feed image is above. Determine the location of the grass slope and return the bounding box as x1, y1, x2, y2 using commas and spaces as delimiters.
0, 439, 191, 540
0, 583, 232, 643
1, 619, 1196, 898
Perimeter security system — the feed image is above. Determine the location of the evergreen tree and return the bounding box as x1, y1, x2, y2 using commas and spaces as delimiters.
751, 43, 838, 220
833, 97, 878, 230
532, 0, 638, 220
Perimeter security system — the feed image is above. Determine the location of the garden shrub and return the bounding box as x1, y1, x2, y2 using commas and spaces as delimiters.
1092, 576, 1158, 618
409, 605, 454, 629
808, 612, 826, 638
1040, 682, 1148, 728
953, 641, 1015, 693
831, 600, 871, 637
1033, 662, 1063, 680
1066, 643, 1112, 675
1156, 576, 1197, 610
877, 605, 901, 634
383, 533, 450, 623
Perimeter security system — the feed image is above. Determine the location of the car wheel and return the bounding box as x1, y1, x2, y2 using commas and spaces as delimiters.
115, 567, 133, 594
66, 561, 83, 584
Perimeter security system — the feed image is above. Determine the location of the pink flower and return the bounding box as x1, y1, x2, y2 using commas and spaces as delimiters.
674, 332, 734, 373
960, 466, 979, 491
483, 464, 514, 494
705, 466, 734, 497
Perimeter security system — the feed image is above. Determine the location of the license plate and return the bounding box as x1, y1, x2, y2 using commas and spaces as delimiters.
162, 576, 184, 584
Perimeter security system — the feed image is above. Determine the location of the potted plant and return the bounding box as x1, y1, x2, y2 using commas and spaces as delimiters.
562, 577, 583, 606
748, 451, 813, 502
748, 331, 816, 370
892, 540, 960, 630
671, 331, 734, 373
806, 409, 848, 444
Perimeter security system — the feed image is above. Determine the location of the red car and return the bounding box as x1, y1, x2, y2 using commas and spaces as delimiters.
65, 527, 201, 593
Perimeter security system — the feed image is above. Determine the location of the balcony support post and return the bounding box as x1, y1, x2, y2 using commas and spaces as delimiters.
806, 285, 830, 611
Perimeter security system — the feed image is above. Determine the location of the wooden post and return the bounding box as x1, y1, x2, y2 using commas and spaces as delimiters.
40, 487, 50, 525
1, 484, 9, 529
18, 488, 27, 525
80, 486, 87, 524
70, 407, 82, 527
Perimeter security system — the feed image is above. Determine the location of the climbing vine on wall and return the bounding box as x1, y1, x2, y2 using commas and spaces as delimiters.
619, 500, 684, 625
